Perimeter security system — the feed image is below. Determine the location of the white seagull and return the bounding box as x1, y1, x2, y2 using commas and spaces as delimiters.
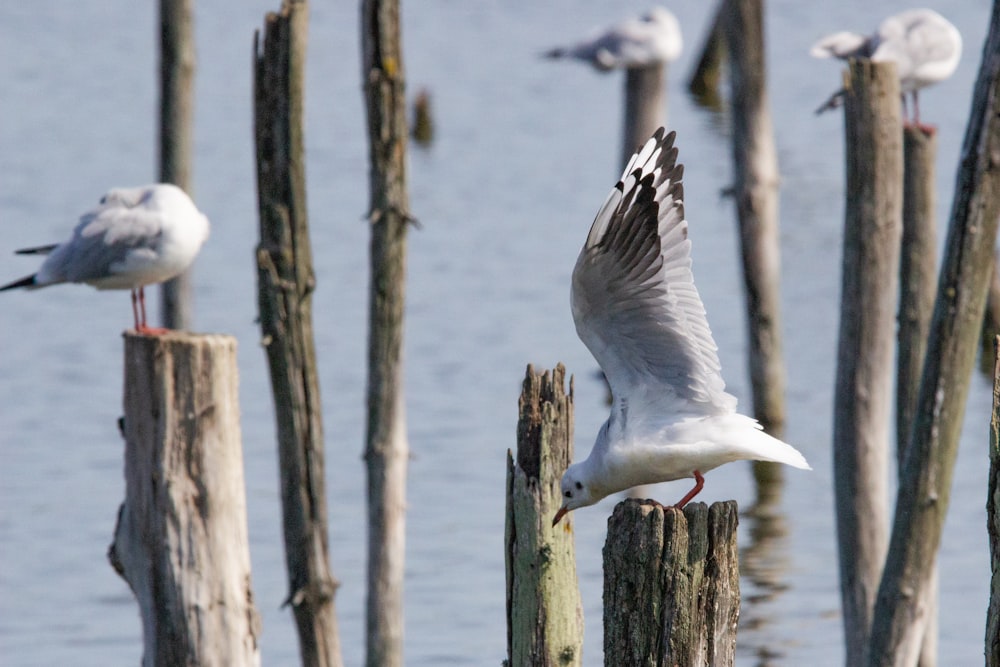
544, 6, 682, 71
552, 129, 810, 526
810, 8, 962, 124
1, 183, 210, 333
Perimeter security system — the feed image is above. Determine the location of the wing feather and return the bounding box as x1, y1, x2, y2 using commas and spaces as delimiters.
36, 194, 166, 285
571, 128, 734, 412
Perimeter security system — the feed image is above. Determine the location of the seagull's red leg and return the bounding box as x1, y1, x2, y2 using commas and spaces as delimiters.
673, 470, 705, 509
135, 285, 170, 335
131, 288, 141, 330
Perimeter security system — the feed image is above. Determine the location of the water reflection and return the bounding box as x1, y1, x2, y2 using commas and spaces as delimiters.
739, 461, 792, 666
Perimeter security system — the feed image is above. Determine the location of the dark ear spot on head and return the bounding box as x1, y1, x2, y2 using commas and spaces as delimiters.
575, 481, 583, 490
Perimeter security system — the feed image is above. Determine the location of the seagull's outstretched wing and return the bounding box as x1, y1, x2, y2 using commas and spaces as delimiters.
571, 128, 733, 412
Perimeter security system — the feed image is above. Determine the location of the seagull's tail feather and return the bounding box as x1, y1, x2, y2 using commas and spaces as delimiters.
0, 274, 38, 291
15, 244, 58, 256
762, 439, 811, 470
543, 47, 568, 60
749, 427, 811, 470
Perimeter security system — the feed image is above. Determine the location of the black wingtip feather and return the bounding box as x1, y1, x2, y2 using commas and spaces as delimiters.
0, 274, 37, 291
15, 244, 58, 256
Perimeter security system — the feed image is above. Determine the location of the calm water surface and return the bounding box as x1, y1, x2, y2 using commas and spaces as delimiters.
0, 1, 994, 665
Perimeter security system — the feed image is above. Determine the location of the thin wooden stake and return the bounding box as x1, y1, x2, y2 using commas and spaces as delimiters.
621, 63, 667, 170
687, 0, 726, 110
506, 364, 583, 666
988, 336, 1000, 667
254, 2, 344, 665
361, 1, 411, 665
897, 125, 940, 667
723, 0, 786, 437
158, 0, 196, 330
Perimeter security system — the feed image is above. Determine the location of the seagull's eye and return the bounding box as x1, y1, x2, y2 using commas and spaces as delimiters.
99, 196, 107, 204
575, 481, 583, 490
564, 490, 572, 498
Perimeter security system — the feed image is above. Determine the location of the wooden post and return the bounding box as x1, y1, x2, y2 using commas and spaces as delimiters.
506, 364, 583, 666
603, 500, 739, 667
988, 337, 1000, 667
982, 259, 1000, 372
158, 0, 195, 330
254, 3, 344, 666
896, 126, 939, 667
897, 127, 938, 466
621, 63, 666, 170
723, 0, 785, 436
832, 59, 902, 667
687, 0, 725, 109
109, 332, 260, 667
723, 0, 788, 507
867, 7, 1000, 664
361, 1, 411, 665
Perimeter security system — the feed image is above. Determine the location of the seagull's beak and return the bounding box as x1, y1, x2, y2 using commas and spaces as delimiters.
552, 505, 570, 527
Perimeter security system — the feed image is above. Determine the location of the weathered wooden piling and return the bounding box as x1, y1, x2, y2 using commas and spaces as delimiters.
896, 125, 940, 667
506, 364, 583, 666
983, 261, 1000, 371
988, 337, 1000, 667
622, 63, 667, 169
867, 9, 1000, 664
158, 0, 195, 330
109, 332, 260, 667
897, 127, 938, 464
603, 500, 739, 667
687, 1, 725, 110
254, 3, 344, 666
722, 0, 786, 442
362, 0, 412, 665
832, 59, 903, 667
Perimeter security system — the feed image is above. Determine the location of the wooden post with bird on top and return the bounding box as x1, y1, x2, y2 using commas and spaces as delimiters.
830, 58, 902, 667
603, 500, 739, 667
109, 332, 261, 667
542, 7, 682, 170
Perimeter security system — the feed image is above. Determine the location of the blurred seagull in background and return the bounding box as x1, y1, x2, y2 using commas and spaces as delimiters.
552, 128, 810, 527
810, 8, 962, 124
1, 183, 210, 334
544, 6, 682, 71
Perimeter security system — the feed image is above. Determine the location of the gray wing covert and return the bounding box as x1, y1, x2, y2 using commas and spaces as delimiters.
45, 203, 165, 284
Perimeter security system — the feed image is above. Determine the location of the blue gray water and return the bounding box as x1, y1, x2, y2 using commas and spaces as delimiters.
0, 1, 993, 665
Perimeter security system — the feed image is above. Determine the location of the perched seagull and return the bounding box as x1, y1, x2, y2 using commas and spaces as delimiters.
810, 8, 962, 124
552, 129, 810, 526
544, 6, 682, 71
0, 183, 210, 333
